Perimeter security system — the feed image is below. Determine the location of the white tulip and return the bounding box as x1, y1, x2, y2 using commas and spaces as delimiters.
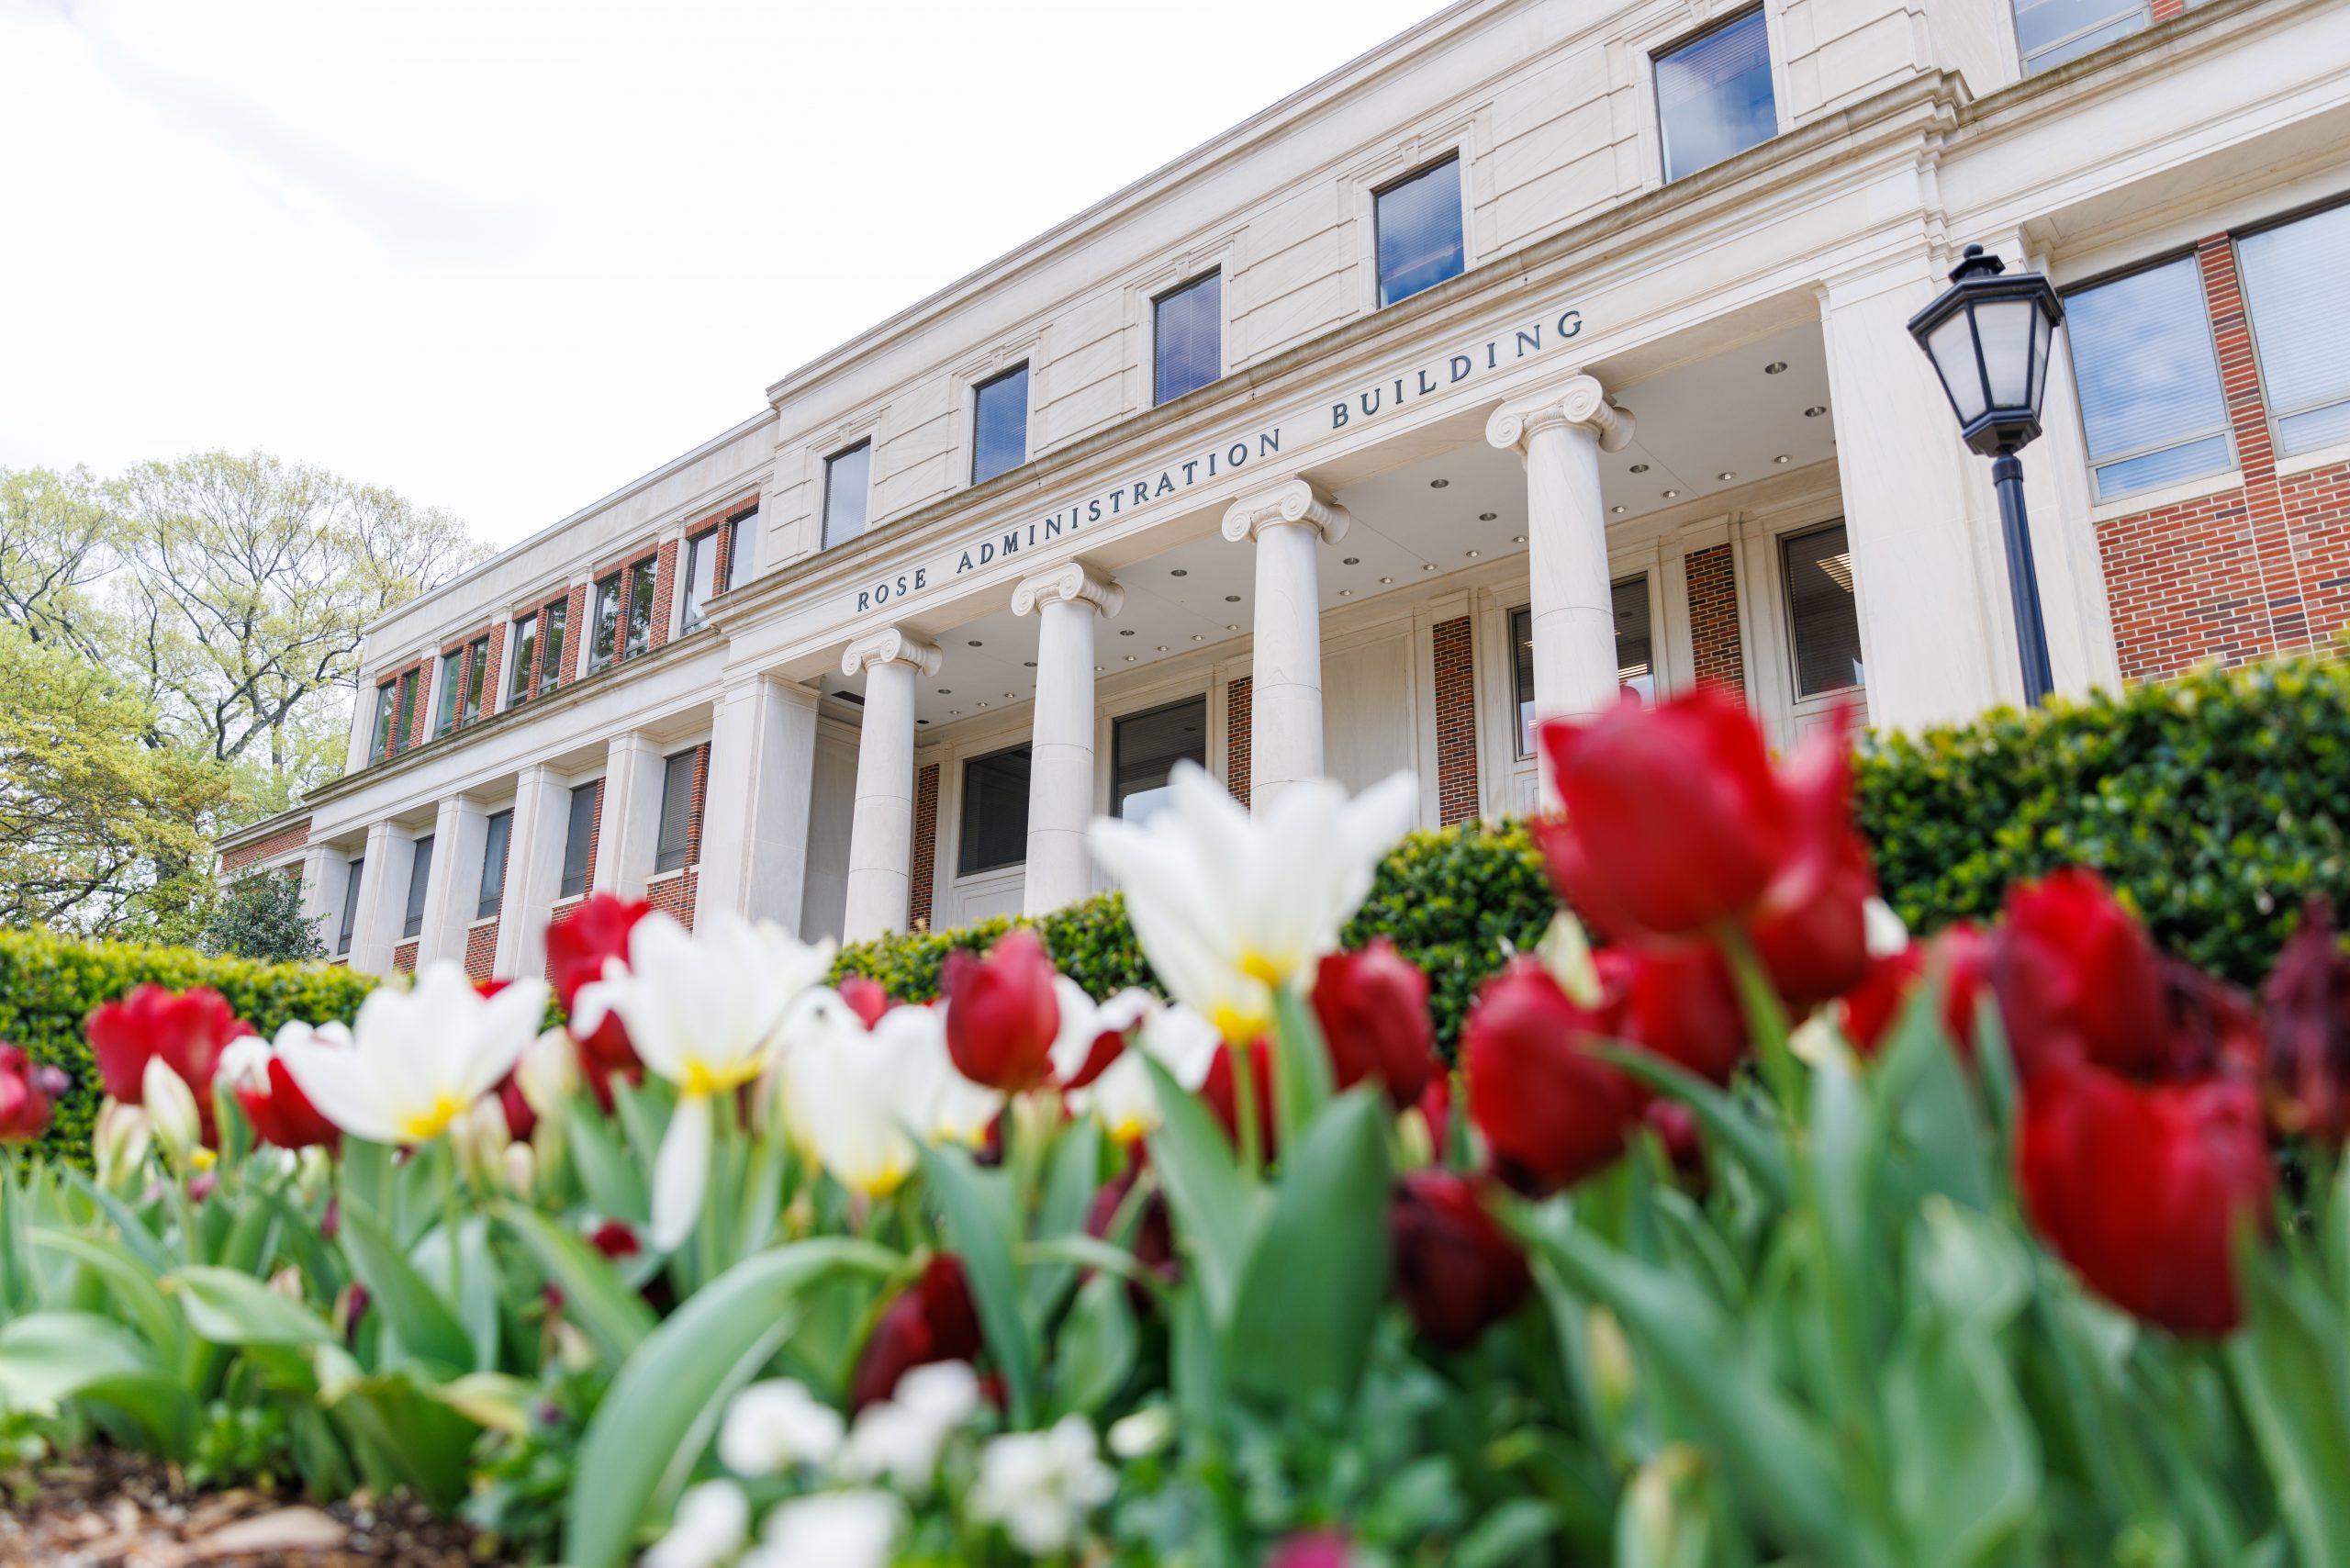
1069, 1001, 1221, 1145
742, 1489, 901, 1568
968, 1414, 1116, 1555
643, 1478, 749, 1568
1864, 896, 1910, 958
1106, 1404, 1175, 1460
1088, 762, 1416, 1046
1045, 980, 1153, 1083
276, 964, 546, 1146
216, 1035, 274, 1093
573, 912, 834, 1249
719, 1378, 845, 1475
94, 1100, 151, 1192
782, 993, 945, 1197
891, 1003, 1004, 1148
141, 1056, 202, 1168
449, 1096, 511, 1190
515, 1026, 581, 1121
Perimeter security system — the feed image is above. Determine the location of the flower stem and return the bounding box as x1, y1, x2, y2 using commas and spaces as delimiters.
1232, 1039, 1263, 1182
442, 1142, 464, 1306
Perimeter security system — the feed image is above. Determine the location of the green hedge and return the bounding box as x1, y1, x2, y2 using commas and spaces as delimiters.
0, 928, 378, 1167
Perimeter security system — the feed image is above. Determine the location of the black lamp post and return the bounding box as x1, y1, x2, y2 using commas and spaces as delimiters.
1906, 243, 2065, 707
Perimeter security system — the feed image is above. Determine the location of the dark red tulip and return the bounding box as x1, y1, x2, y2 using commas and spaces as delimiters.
0, 1046, 65, 1142
942, 929, 1061, 1092
588, 1218, 642, 1260
838, 974, 895, 1030
2019, 1063, 2271, 1337
1741, 707, 1876, 1007
1084, 1166, 1179, 1309
497, 1073, 538, 1142
850, 1253, 985, 1410
474, 977, 512, 999
85, 984, 253, 1146
547, 894, 653, 1075
1201, 1040, 1279, 1161
1312, 940, 1438, 1111
1388, 1169, 1532, 1350
2156, 957, 2263, 1084
1839, 924, 1994, 1058
1268, 1532, 1354, 1568
1416, 1071, 1453, 1162
1643, 1098, 1705, 1178
1534, 688, 1789, 943
234, 1057, 340, 1150
1614, 943, 1747, 1086
1993, 869, 2166, 1082
2263, 897, 2350, 1140
1463, 959, 1648, 1196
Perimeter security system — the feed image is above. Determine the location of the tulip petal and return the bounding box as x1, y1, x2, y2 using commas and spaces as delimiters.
652, 1092, 715, 1252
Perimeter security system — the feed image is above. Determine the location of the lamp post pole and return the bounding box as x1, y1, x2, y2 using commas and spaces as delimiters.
1992, 453, 2054, 706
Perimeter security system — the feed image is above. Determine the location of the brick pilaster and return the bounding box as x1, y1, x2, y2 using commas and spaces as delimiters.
909, 763, 940, 933
1225, 678, 1252, 811
557, 585, 588, 686
1684, 544, 1748, 700
1431, 617, 1479, 825
648, 539, 680, 652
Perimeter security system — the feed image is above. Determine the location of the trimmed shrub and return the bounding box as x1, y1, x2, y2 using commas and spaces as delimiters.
0, 927, 377, 1167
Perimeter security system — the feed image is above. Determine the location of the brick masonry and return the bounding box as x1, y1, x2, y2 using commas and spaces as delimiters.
1432, 616, 1479, 825
647, 539, 680, 653
644, 739, 711, 931
909, 763, 940, 932
221, 820, 310, 873
2096, 233, 2350, 681
557, 585, 589, 687
392, 939, 418, 975
464, 920, 499, 982
1684, 543, 1749, 699
1225, 677, 1251, 810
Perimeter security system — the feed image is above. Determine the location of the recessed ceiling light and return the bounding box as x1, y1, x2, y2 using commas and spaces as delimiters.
1429, 478, 1449, 488
949, 709, 960, 716
1225, 623, 1239, 631
1119, 628, 1135, 636
1512, 533, 1527, 543
1478, 512, 1497, 521
1611, 505, 1627, 514
1156, 644, 1169, 651
1342, 556, 1360, 566
1662, 488, 1680, 498
977, 701, 989, 709
1773, 454, 1792, 465
1225, 594, 1241, 603
1169, 567, 1188, 577
1717, 471, 1736, 482
917, 719, 929, 726
1003, 691, 1015, 700
937, 688, 952, 695
1338, 589, 1354, 598
1023, 659, 1037, 667
1093, 666, 1103, 673
1191, 633, 1203, 642
1379, 576, 1394, 585
1629, 463, 1650, 474
1123, 655, 1136, 663
1465, 550, 1481, 560
1763, 362, 1787, 375
1421, 564, 1438, 573
1804, 406, 1827, 418
967, 640, 982, 647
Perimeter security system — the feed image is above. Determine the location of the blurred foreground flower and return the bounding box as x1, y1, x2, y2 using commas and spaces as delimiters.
942, 927, 1061, 1092
277, 962, 546, 1146
0, 1045, 65, 1142
86, 982, 252, 1146
219, 1029, 341, 1150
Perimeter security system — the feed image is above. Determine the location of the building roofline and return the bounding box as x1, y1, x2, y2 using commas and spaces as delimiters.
216, 803, 314, 856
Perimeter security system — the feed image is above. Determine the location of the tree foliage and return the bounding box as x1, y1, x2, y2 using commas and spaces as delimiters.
202, 868, 329, 964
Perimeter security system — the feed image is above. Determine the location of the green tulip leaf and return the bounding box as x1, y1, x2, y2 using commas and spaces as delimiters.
1269, 982, 1336, 1155
28, 1231, 185, 1367
334, 1200, 475, 1375
167, 1265, 334, 1348
0, 1310, 159, 1410
1142, 1053, 1265, 1324
2228, 1254, 2350, 1568
1052, 1269, 1137, 1417
498, 1203, 658, 1366
1591, 1044, 1793, 1208
916, 1137, 1039, 1427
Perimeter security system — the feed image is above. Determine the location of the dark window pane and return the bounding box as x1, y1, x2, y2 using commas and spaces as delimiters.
372, 684, 397, 760
2014, 0, 2146, 73
1656, 9, 1776, 183
461, 636, 489, 722
655, 749, 697, 873
722, 506, 755, 591
433, 650, 463, 736
477, 810, 512, 920
538, 601, 568, 694
1782, 523, 1865, 698
1154, 272, 1222, 405
560, 782, 599, 900
508, 613, 537, 701
1113, 698, 1206, 824
1613, 576, 1656, 707
622, 557, 657, 658
338, 857, 364, 953
972, 364, 1031, 484
1376, 157, 1465, 307
402, 834, 435, 940
680, 532, 719, 630
2065, 256, 2232, 499
958, 746, 1031, 876
590, 575, 621, 668
394, 671, 417, 753
824, 442, 872, 548
1511, 607, 1536, 756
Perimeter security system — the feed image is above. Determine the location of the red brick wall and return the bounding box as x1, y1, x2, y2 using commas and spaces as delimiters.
479, 622, 507, 721
221, 819, 310, 873
464, 920, 499, 983
2149, 0, 2186, 21
556, 585, 588, 687
581, 778, 605, 890
909, 763, 940, 933
1432, 617, 1479, 826
1225, 677, 1252, 811
2096, 234, 2350, 681
647, 869, 699, 929
1684, 543, 1749, 700
392, 939, 418, 975
405, 666, 431, 750
647, 539, 680, 652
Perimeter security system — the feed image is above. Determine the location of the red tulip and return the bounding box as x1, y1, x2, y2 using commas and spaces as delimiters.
1613, 943, 1747, 1086
1839, 924, 1993, 1058
547, 894, 653, 1075
234, 1057, 340, 1150
2263, 897, 2350, 1140
1993, 869, 2166, 1082
588, 1218, 642, 1260
1643, 1098, 1705, 1178
1269, 1533, 1354, 1568
498, 1073, 537, 1142
1534, 688, 1789, 942
1464, 959, 1648, 1196
1388, 1169, 1532, 1350
1742, 708, 1876, 1007
2020, 1063, 2271, 1336
1084, 1165, 1179, 1309
839, 974, 895, 1030
1312, 940, 1438, 1110
942, 929, 1061, 1092
850, 1252, 985, 1410
85, 984, 252, 1146
1201, 1040, 1279, 1161
2156, 957, 2263, 1084
1416, 1071, 1453, 1162
0, 1045, 66, 1142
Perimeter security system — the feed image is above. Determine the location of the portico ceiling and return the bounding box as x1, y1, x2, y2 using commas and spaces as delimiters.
823, 323, 1834, 729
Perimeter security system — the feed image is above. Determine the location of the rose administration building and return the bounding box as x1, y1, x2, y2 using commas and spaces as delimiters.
218, 0, 2350, 980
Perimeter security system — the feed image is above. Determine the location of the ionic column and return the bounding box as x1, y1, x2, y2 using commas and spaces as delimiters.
695, 673, 822, 935
593, 734, 668, 900
841, 628, 943, 943
496, 764, 573, 980
416, 795, 489, 969
1014, 565, 1123, 913
1222, 478, 1351, 812
1487, 375, 1635, 801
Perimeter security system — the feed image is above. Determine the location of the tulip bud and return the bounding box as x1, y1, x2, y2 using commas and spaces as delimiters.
502, 1141, 537, 1200
1311, 940, 1438, 1111
1625, 1445, 1707, 1562
1588, 1305, 1637, 1423
1388, 1170, 1532, 1350
143, 1055, 202, 1170
2263, 897, 2350, 1140
0, 1046, 64, 1143
1463, 959, 1646, 1195
268, 1266, 307, 1303
1106, 1405, 1175, 1461
95, 1101, 152, 1192
517, 1027, 581, 1121
942, 930, 1061, 1092
1536, 910, 1605, 1008
1994, 868, 2166, 1081
451, 1096, 510, 1190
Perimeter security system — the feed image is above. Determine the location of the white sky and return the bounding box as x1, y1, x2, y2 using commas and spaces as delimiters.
0, 0, 1443, 548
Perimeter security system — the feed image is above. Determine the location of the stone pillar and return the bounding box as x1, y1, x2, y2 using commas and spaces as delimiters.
1013, 565, 1123, 914
1487, 374, 1635, 801
1221, 479, 1350, 812
841, 628, 943, 943
593, 734, 669, 901
416, 795, 489, 969
297, 844, 339, 954
496, 765, 573, 980
695, 673, 822, 935
346, 820, 410, 978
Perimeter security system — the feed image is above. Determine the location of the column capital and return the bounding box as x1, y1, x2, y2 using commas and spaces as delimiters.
1486, 374, 1635, 455
1221, 477, 1351, 547
843, 626, 944, 678
1012, 563, 1125, 620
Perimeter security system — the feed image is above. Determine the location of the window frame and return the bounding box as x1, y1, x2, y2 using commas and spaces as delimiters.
1507, 571, 1659, 758
370, 681, 399, 761
1371, 154, 1467, 308
536, 598, 569, 694
653, 748, 698, 875
477, 809, 513, 921
432, 649, 464, 737
621, 555, 658, 659
2011, 0, 2151, 76
337, 857, 364, 955
969, 363, 1033, 486
1777, 521, 1867, 702
2060, 250, 2236, 503
1152, 270, 1225, 407
2232, 197, 2350, 462
1651, 6, 1780, 185
588, 572, 622, 671
1111, 696, 1209, 823
507, 612, 538, 703
401, 834, 435, 941
822, 441, 874, 550
459, 633, 490, 726
559, 781, 600, 901
679, 529, 719, 632
957, 743, 1034, 879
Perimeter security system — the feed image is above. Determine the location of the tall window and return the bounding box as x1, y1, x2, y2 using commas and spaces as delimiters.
2013, 0, 2147, 75
680, 531, 721, 631
394, 670, 418, 752
460, 633, 490, 724
621, 556, 658, 658
971, 364, 1031, 485
370, 682, 399, 761
2065, 256, 2232, 500
559, 782, 600, 900
958, 745, 1031, 876
1113, 698, 1206, 825
508, 612, 538, 703
402, 834, 435, 940
433, 649, 464, 736
1154, 272, 1223, 405
2237, 204, 2350, 458
537, 599, 568, 694
589, 572, 622, 670
823, 442, 873, 549
338, 858, 364, 955
1374, 156, 1465, 307
1511, 577, 1657, 756
1782, 523, 1865, 699
654, 749, 698, 874
1655, 9, 1777, 183
477, 810, 513, 921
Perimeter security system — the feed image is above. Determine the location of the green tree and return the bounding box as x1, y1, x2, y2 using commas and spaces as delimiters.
203, 867, 327, 962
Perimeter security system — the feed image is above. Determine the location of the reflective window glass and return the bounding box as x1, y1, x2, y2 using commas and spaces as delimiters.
2065, 257, 2232, 500
1375, 157, 1465, 307
958, 746, 1031, 876
1154, 273, 1223, 405
972, 364, 1031, 485
1656, 10, 1778, 183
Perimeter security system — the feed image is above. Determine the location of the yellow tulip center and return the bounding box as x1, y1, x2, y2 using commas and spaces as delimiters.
400, 1092, 464, 1142
680, 1057, 762, 1097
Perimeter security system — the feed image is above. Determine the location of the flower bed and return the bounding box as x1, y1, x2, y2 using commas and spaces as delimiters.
3, 676, 2349, 1566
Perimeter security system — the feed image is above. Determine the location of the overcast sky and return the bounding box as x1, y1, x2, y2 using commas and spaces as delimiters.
0, 0, 1443, 547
